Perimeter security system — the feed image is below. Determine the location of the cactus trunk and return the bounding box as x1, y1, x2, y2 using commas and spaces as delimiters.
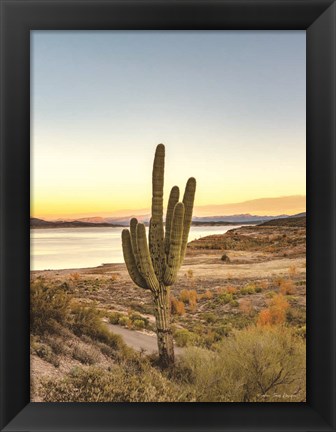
153, 285, 175, 367
122, 144, 196, 368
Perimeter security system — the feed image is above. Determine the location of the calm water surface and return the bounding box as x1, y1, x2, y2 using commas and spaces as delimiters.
30, 226, 243, 271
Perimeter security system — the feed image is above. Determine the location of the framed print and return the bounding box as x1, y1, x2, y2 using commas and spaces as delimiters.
0, 0, 335, 431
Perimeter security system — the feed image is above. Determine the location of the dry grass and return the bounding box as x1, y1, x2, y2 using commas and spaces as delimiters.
171, 296, 185, 316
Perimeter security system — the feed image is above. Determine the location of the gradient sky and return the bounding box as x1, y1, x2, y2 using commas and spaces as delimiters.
31, 31, 306, 219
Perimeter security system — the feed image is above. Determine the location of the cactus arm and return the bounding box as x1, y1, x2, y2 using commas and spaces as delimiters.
150, 144, 166, 278
121, 229, 148, 289
148, 217, 153, 253
130, 218, 141, 271
164, 202, 185, 286
164, 186, 180, 257
152, 143, 165, 223
180, 177, 196, 264
136, 223, 160, 292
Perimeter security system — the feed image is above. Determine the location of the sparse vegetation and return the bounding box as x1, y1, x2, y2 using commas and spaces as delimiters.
257, 294, 289, 326
39, 362, 182, 402
171, 296, 186, 316
31, 220, 306, 402
176, 325, 306, 402
30, 279, 71, 335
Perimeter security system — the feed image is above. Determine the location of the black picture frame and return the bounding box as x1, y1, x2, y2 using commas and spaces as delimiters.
1, 0, 335, 431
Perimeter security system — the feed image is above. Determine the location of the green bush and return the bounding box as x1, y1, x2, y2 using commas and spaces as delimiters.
174, 329, 199, 347
118, 316, 130, 327
30, 280, 71, 335
218, 292, 234, 304
129, 313, 149, 328
133, 319, 145, 329
178, 325, 306, 402
109, 311, 122, 325
240, 284, 256, 295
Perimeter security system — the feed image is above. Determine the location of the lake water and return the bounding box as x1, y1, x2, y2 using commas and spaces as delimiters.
30, 225, 242, 271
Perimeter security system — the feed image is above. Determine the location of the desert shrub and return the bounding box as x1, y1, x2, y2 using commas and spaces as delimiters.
225, 286, 237, 294
257, 294, 289, 326
98, 342, 116, 359
110, 273, 120, 283
279, 279, 295, 295
275, 277, 284, 287
240, 283, 256, 295
286, 307, 306, 327
199, 290, 213, 300
203, 312, 217, 324
129, 312, 149, 328
257, 309, 272, 326
70, 305, 125, 351
39, 363, 182, 402
48, 337, 67, 355
221, 253, 230, 263
171, 296, 185, 315
222, 313, 253, 330
33, 342, 60, 368
72, 344, 99, 365
259, 280, 269, 290
214, 324, 232, 338
118, 316, 131, 327
180, 289, 198, 307
178, 326, 306, 402
174, 329, 199, 347
186, 269, 194, 280
31, 280, 71, 335
109, 311, 122, 325
133, 319, 145, 329
288, 265, 297, 277
69, 272, 80, 282
218, 292, 234, 304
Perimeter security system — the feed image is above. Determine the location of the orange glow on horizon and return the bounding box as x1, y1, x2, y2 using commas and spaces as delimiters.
32, 195, 306, 220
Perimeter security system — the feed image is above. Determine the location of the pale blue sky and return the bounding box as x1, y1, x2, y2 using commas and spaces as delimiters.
31, 31, 306, 218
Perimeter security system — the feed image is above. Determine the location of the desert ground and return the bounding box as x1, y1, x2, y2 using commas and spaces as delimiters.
30, 222, 306, 402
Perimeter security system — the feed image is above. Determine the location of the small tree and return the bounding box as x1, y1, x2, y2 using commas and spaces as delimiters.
122, 144, 196, 367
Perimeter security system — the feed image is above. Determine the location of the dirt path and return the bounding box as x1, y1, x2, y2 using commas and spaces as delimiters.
106, 323, 183, 355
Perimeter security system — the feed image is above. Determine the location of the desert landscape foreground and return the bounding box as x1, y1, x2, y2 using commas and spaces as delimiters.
30, 219, 306, 402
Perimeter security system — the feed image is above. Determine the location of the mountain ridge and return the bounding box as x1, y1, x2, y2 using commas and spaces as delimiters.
31, 212, 306, 228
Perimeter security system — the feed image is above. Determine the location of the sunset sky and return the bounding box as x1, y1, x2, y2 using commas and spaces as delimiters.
31, 31, 306, 219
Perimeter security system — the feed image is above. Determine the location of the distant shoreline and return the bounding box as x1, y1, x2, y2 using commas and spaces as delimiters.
30, 221, 258, 229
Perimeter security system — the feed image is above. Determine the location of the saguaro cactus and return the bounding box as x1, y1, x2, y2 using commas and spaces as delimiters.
121, 144, 196, 367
